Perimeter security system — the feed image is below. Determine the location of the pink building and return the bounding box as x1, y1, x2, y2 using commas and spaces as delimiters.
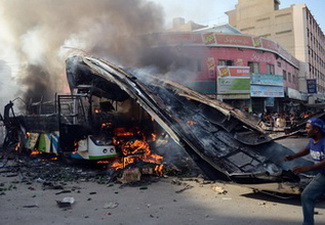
153, 28, 303, 112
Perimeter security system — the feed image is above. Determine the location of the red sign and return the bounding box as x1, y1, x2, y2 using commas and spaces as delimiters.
217, 66, 250, 77
216, 34, 253, 46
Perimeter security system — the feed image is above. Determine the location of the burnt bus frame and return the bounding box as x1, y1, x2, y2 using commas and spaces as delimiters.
57, 94, 88, 152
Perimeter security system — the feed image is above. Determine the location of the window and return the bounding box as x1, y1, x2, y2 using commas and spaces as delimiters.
277, 61, 281, 67
283, 70, 287, 80
288, 72, 292, 82
218, 60, 234, 66
248, 62, 260, 74
267, 64, 275, 74
274, 0, 279, 10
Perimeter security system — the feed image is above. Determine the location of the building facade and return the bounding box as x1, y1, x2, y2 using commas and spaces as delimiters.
226, 0, 325, 99
153, 28, 301, 112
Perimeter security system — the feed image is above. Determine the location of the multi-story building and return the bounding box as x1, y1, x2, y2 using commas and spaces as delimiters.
153, 24, 302, 112
226, 0, 325, 100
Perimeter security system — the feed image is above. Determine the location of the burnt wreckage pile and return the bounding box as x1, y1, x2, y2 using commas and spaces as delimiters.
1, 54, 315, 194
65, 55, 313, 189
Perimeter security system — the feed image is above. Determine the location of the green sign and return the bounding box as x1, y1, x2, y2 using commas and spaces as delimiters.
217, 77, 250, 94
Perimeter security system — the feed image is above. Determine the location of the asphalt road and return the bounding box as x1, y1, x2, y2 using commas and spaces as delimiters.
275, 136, 309, 153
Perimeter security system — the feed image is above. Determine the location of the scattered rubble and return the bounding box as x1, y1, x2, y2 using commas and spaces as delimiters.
211, 186, 227, 195
117, 168, 141, 184
56, 197, 75, 208
103, 202, 119, 209
175, 185, 194, 194
23, 205, 39, 208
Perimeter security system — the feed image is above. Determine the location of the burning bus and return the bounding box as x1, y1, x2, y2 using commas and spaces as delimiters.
1, 54, 315, 196
2, 84, 164, 172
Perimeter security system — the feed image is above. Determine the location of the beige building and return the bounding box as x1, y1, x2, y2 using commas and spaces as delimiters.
226, 0, 325, 96
168, 17, 207, 32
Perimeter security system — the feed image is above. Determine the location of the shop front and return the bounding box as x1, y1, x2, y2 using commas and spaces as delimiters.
250, 74, 284, 113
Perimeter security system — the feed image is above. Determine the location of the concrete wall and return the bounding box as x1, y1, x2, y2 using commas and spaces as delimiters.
293, 5, 307, 62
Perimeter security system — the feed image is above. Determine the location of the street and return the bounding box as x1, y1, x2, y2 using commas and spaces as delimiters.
1, 136, 325, 225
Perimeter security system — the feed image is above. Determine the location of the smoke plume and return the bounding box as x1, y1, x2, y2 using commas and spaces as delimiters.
0, 0, 165, 102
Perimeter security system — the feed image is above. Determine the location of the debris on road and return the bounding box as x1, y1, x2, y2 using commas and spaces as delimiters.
56, 197, 75, 208
211, 186, 227, 195
117, 168, 141, 184
175, 184, 194, 193
23, 205, 39, 208
104, 202, 119, 209
55, 190, 72, 195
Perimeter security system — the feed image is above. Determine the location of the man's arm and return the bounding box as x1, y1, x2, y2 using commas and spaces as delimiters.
293, 159, 325, 174
284, 148, 310, 161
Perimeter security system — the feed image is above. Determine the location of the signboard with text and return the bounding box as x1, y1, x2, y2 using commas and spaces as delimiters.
250, 74, 284, 86
217, 66, 251, 94
251, 85, 284, 97
217, 66, 250, 77
306, 79, 317, 94
217, 77, 251, 94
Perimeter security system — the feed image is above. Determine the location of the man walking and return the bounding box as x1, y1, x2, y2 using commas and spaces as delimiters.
285, 118, 325, 225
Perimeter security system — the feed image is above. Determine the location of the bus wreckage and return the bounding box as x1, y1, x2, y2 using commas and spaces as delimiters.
2, 55, 315, 196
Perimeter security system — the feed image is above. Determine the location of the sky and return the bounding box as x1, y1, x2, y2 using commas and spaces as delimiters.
0, 0, 324, 111
151, 0, 325, 32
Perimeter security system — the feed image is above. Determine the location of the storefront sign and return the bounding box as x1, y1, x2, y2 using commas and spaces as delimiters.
218, 77, 251, 94
217, 66, 250, 77
251, 85, 284, 97
218, 94, 250, 99
217, 66, 251, 94
306, 79, 317, 94
250, 74, 284, 86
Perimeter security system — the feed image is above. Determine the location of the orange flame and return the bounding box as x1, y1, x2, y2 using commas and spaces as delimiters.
102, 122, 112, 128
14, 142, 21, 152
72, 141, 78, 154
114, 127, 137, 137
187, 120, 196, 125
30, 149, 41, 155
151, 133, 157, 142
155, 164, 164, 176
121, 140, 150, 156
110, 138, 163, 175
